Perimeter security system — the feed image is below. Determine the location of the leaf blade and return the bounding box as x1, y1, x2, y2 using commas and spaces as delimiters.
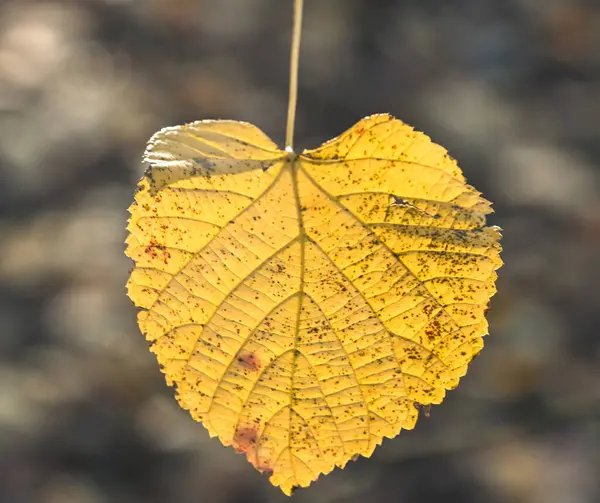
126, 115, 502, 495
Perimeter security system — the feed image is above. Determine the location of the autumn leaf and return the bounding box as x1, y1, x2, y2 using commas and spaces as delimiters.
125, 113, 502, 494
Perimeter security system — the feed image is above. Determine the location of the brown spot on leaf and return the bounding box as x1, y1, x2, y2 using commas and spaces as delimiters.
237, 351, 260, 371
233, 426, 258, 455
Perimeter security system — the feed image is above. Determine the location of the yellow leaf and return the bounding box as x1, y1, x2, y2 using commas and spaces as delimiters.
126, 113, 502, 495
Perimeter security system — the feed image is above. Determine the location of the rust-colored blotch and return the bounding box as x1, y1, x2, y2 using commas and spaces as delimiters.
233, 426, 258, 454
237, 351, 260, 371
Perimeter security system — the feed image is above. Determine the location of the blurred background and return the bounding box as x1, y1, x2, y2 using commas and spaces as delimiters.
1, 0, 599, 502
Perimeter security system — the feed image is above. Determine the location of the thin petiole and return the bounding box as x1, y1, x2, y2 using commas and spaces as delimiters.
285, 0, 304, 153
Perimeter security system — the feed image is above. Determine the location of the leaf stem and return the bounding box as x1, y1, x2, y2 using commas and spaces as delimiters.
285, 0, 304, 153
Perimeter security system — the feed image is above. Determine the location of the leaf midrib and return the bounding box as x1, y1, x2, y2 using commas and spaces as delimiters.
288, 154, 305, 463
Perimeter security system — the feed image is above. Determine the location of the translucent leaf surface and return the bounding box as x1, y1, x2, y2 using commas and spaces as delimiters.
126, 114, 502, 494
